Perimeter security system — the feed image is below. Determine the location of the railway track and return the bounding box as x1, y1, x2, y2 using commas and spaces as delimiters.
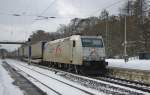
3, 62, 61, 95
6, 60, 148, 95
95, 76, 150, 93
62, 74, 147, 95
2, 62, 47, 95
31, 63, 150, 94
5, 61, 98, 95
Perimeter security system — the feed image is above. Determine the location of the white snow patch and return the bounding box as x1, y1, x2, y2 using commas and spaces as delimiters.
5, 58, 150, 95
0, 59, 24, 95
6, 59, 105, 95
107, 59, 150, 71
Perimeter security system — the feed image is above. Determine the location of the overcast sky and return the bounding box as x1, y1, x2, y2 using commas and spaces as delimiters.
0, 0, 125, 51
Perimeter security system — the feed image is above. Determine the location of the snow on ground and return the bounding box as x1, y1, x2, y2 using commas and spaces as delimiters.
0, 59, 24, 95
3, 59, 150, 95
107, 59, 150, 71
6, 59, 105, 95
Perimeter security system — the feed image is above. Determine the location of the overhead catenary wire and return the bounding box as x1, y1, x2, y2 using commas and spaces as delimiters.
38, 0, 57, 16
89, 0, 127, 17
22, 0, 58, 40
27, 0, 58, 27
0, 0, 57, 18
16, 0, 129, 41
0, 0, 125, 18
0, 0, 137, 41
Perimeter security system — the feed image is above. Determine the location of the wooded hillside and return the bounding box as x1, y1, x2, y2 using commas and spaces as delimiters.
28, 0, 150, 58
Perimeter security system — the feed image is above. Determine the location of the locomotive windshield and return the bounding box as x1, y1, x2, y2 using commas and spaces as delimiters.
81, 38, 103, 47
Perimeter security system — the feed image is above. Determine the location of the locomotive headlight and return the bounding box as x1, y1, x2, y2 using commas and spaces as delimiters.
100, 57, 105, 60
83, 56, 88, 60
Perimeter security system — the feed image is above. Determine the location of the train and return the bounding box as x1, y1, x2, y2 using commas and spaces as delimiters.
17, 35, 108, 75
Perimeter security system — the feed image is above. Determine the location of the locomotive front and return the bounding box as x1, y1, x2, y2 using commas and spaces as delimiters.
80, 36, 107, 74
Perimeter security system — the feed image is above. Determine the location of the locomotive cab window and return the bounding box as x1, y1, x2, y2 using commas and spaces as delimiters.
81, 38, 103, 47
